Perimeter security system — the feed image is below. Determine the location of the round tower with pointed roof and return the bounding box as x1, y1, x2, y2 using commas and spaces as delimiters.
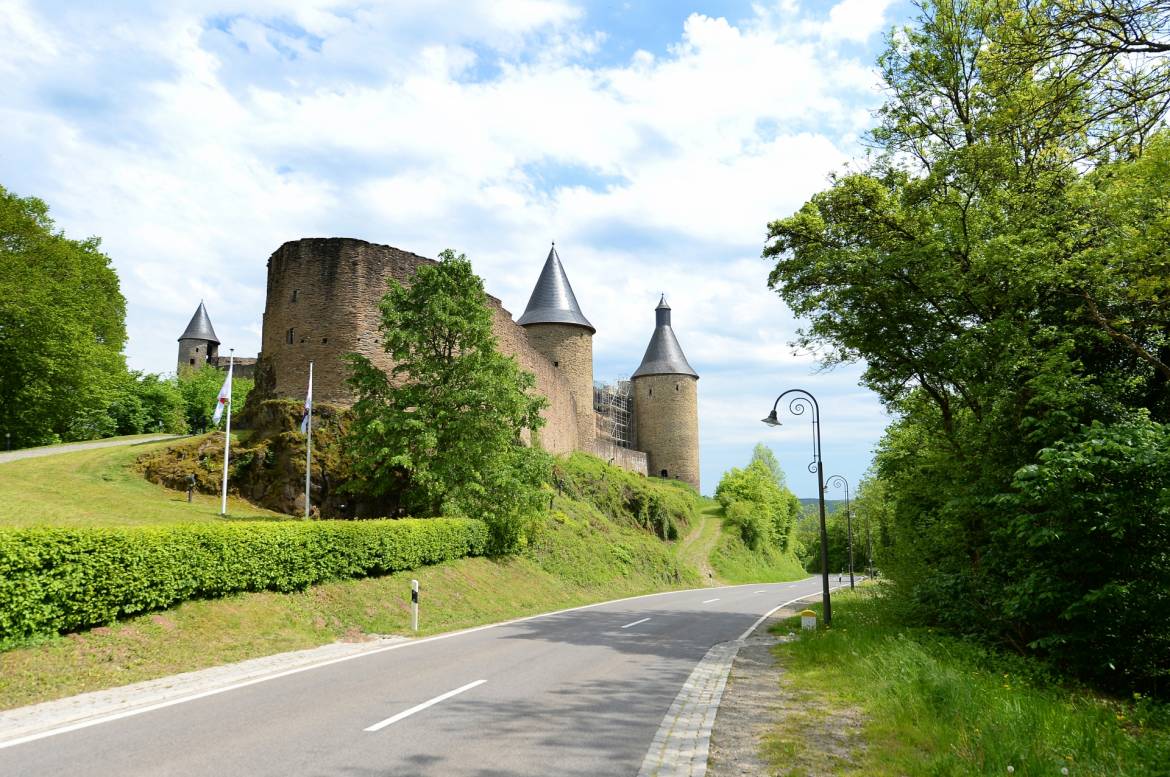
518, 243, 595, 446
177, 301, 220, 374
631, 296, 700, 489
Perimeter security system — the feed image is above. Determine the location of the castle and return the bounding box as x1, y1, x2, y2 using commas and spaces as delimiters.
177, 238, 700, 489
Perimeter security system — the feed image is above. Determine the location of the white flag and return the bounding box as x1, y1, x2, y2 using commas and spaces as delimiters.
300, 371, 313, 434
211, 367, 232, 425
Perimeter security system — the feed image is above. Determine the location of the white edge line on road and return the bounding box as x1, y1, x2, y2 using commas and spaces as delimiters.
702, 598, 720, 603
364, 680, 485, 732
754, 590, 766, 594
0, 577, 822, 750
621, 617, 651, 629
736, 583, 852, 641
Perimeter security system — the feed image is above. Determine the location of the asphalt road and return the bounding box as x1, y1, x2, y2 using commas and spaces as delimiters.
0, 577, 831, 777
0, 435, 183, 465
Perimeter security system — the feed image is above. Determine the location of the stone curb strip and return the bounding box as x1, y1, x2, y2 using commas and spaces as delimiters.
0, 636, 406, 747
637, 639, 742, 777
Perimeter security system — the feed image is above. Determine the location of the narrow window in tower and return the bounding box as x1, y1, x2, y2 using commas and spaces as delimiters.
553, 361, 559, 367
292, 289, 299, 302
195, 347, 199, 353
322, 338, 328, 344
649, 388, 653, 396
675, 383, 679, 391
189, 359, 195, 365
286, 328, 294, 344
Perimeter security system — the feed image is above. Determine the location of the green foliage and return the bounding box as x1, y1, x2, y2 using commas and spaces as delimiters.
715, 457, 800, 551
0, 185, 128, 447
0, 518, 488, 644
108, 372, 188, 436
992, 414, 1170, 690
772, 592, 1170, 776
554, 452, 697, 540
343, 249, 547, 550
762, 0, 1170, 694
177, 365, 254, 433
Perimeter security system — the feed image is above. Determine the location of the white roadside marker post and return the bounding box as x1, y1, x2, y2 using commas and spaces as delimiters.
801, 609, 817, 631
411, 580, 419, 632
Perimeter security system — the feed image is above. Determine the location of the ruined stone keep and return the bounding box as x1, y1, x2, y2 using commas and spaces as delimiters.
178, 237, 701, 488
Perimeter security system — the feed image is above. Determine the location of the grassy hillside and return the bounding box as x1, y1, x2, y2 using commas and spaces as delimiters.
0, 439, 283, 527
704, 497, 807, 584
0, 443, 706, 709
766, 591, 1170, 775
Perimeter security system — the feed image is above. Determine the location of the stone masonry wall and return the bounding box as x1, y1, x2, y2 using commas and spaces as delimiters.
177, 338, 217, 374
632, 373, 700, 489
258, 238, 578, 454
584, 439, 648, 476
522, 323, 595, 447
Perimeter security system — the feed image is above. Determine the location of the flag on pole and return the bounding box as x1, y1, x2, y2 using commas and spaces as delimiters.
211, 366, 232, 425
300, 370, 313, 434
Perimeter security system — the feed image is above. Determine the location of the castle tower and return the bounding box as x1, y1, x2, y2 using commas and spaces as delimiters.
177, 301, 220, 374
517, 244, 596, 446
631, 296, 700, 489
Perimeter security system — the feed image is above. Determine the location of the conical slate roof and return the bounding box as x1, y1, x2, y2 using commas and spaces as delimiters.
177, 301, 220, 344
516, 244, 594, 332
632, 295, 698, 379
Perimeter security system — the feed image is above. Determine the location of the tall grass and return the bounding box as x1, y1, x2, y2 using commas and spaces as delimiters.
770, 591, 1170, 776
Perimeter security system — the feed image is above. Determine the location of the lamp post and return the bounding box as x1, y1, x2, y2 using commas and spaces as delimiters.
762, 389, 831, 626
826, 474, 854, 590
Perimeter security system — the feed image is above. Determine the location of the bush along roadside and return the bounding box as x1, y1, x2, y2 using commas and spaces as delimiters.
0, 518, 488, 646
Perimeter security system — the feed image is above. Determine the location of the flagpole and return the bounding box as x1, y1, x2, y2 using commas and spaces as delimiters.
220, 349, 234, 516
305, 361, 313, 520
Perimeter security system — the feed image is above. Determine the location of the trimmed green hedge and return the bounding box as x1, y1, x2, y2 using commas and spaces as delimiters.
0, 518, 488, 643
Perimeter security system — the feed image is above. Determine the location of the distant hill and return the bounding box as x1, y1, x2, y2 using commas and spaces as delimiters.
799, 498, 846, 514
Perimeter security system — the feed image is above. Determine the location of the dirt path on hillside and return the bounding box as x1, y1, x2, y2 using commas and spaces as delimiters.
0, 435, 184, 465
678, 505, 723, 584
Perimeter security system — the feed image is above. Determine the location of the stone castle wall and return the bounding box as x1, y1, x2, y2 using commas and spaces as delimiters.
632, 374, 700, 489
256, 238, 578, 454
177, 338, 217, 373
522, 323, 595, 446
584, 439, 648, 476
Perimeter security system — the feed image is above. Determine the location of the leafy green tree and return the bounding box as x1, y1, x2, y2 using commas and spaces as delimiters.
109, 372, 188, 435
176, 365, 253, 433
344, 250, 549, 549
762, 0, 1170, 692
715, 458, 801, 551
0, 186, 128, 446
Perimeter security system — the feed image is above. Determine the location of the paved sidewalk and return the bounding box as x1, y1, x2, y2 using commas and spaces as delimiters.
0, 435, 183, 465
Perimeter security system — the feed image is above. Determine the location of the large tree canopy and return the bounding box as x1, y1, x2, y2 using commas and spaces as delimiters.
344, 250, 549, 548
0, 186, 129, 446
764, 0, 1169, 693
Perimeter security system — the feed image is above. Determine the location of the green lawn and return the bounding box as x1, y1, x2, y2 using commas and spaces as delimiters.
765, 590, 1170, 776
0, 439, 285, 527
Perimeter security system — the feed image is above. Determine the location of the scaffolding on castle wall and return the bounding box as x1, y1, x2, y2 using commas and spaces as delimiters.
593, 379, 634, 450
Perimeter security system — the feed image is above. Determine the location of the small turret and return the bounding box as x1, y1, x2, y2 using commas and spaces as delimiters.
518, 244, 595, 446
177, 301, 220, 373
631, 296, 700, 489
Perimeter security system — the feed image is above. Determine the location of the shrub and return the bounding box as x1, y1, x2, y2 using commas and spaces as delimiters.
0, 518, 488, 643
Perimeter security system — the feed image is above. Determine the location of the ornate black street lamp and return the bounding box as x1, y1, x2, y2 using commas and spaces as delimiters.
826, 474, 854, 590
762, 389, 831, 625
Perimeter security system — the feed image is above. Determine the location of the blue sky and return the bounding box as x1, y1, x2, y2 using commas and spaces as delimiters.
0, 0, 913, 497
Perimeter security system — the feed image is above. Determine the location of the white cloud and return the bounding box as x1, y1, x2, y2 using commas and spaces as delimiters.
0, 0, 900, 492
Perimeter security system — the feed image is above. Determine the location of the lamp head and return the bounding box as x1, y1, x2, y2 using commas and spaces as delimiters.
761, 409, 781, 427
